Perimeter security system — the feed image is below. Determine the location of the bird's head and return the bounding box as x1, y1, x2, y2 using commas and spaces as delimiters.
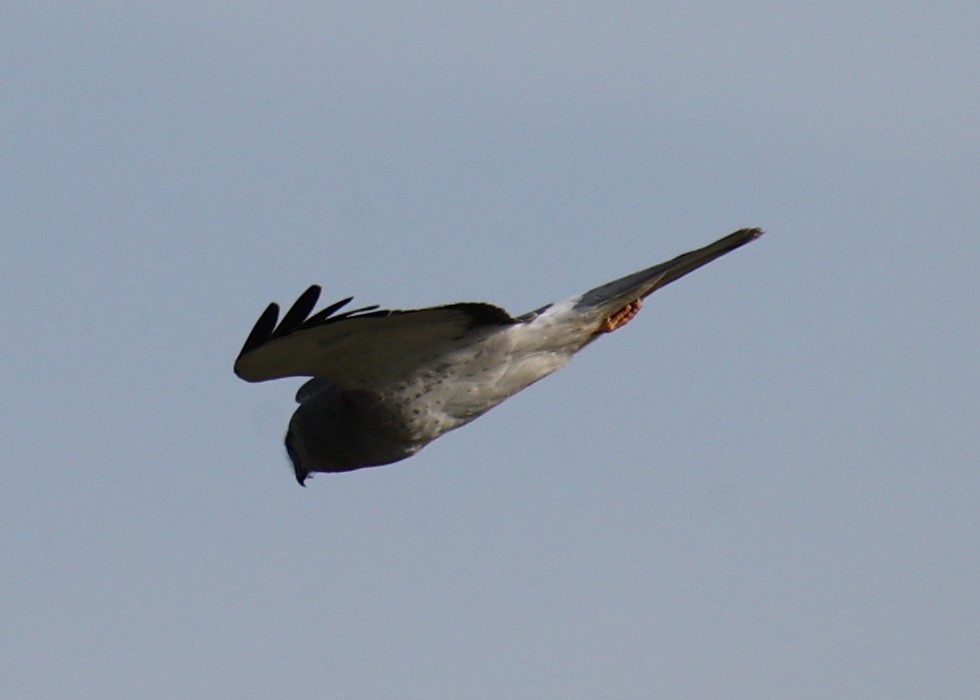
284, 424, 312, 486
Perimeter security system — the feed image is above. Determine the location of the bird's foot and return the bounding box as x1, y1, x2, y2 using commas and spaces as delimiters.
598, 299, 642, 333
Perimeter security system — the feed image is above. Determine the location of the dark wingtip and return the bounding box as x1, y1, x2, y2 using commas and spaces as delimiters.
273, 285, 322, 340
235, 287, 391, 372
238, 302, 280, 358
303, 296, 355, 327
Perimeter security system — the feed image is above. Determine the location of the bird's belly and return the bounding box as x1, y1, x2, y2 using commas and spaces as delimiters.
382, 321, 585, 442
434, 343, 575, 431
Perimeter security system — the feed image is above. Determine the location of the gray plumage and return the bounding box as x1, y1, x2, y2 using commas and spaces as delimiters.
234, 227, 763, 485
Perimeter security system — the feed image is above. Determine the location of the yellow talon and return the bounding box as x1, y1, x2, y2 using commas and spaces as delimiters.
599, 299, 642, 333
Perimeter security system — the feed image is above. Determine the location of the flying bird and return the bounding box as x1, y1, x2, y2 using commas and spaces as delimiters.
235, 227, 762, 485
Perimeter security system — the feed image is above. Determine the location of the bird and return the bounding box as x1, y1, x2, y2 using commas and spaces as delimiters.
235, 227, 763, 485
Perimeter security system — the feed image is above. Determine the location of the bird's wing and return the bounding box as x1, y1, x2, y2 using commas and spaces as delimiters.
234, 285, 517, 392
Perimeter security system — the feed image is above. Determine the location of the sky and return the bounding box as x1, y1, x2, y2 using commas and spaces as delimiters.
2, 2, 979, 698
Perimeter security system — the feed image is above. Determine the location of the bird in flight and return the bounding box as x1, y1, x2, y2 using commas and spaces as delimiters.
235, 227, 762, 485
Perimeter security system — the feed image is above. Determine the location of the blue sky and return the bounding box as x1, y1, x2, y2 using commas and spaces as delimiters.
3, 2, 979, 698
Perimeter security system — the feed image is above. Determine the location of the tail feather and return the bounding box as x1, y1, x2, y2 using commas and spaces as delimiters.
574, 228, 763, 313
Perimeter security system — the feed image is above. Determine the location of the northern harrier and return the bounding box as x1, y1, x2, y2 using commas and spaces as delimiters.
235, 228, 762, 485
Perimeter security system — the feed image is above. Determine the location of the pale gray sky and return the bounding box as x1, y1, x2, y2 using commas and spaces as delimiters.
3, 2, 979, 698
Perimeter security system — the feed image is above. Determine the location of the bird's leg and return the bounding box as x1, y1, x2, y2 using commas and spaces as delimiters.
598, 299, 643, 333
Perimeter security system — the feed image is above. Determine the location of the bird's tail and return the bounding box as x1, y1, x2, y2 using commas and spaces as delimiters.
573, 228, 763, 316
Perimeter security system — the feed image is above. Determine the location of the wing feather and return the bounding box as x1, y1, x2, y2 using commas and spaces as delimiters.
273, 284, 323, 340
239, 302, 280, 357
234, 287, 517, 392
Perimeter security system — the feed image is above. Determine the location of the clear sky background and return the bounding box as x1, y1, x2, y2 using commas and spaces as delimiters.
3, 2, 978, 698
